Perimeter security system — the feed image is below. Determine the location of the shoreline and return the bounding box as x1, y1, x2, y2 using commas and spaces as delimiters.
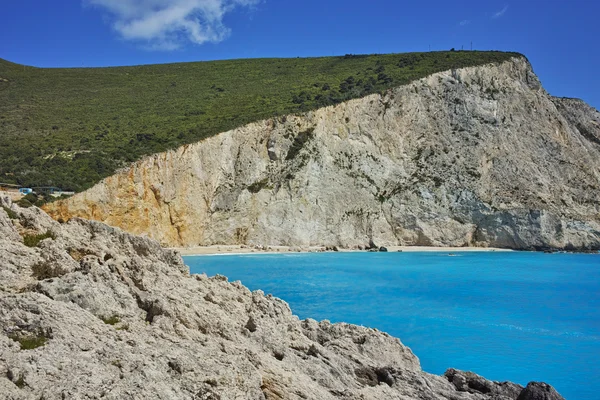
174, 244, 513, 256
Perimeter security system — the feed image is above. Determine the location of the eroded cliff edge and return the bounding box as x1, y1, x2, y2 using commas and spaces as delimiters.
1, 198, 565, 399
45, 57, 600, 250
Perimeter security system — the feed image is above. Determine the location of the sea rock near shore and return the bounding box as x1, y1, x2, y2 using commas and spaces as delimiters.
45, 57, 600, 251
517, 382, 565, 400
0, 198, 565, 399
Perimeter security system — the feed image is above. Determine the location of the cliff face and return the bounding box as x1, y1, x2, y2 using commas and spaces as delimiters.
45, 57, 600, 250
0, 198, 564, 399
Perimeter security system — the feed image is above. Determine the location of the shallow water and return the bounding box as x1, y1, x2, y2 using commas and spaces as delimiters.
185, 252, 600, 399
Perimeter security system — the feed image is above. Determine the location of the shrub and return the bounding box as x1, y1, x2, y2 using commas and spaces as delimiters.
16, 198, 33, 208
9, 332, 48, 350
101, 315, 121, 325
247, 177, 271, 193
14, 375, 25, 388
285, 128, 315, 161
16, 193, 45, 208
2, 206, 17, 219
23, 230, 55, 247
22, 193, 38, 203
31, 261, 66, 280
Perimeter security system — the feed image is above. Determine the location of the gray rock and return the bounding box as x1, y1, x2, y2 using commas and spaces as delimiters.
445, 368, 524, 399
0, 204, 566, 399
517, 382, 566, 400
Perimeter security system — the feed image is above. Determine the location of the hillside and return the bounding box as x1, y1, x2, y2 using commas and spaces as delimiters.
0, 51, 518, 191
45, 57, 600, 250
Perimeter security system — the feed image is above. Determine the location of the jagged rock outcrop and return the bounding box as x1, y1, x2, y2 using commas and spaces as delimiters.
45, 57, 600, 250
0, 198, 565, 399
517, 382, 565, 400
445, 369, 525, 398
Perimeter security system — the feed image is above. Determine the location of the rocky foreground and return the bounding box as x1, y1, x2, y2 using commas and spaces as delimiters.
1, 197, 564, 399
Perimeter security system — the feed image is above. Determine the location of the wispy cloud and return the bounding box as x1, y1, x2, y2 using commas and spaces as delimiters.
492, 5, 509, 19
459, 19, 470, 26
86, 0, 261, 50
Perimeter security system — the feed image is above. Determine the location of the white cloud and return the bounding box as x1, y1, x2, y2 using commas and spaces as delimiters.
86, 0, 261, 50
492, 5, 509, 19
459, 19, 470, 26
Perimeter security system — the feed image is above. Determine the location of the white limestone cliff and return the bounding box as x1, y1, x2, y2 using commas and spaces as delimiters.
45, 57, 600, 250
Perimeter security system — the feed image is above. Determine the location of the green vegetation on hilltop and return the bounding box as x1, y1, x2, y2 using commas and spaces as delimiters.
0, 51, 520, 191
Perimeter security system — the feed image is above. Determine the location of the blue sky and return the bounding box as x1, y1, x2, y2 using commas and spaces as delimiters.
1, 0, 599, 109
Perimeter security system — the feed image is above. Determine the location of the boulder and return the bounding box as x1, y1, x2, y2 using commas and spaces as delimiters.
517, 382, 565, 400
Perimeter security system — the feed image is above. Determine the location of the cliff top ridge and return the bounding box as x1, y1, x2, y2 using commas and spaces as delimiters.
0, 51, 520, 192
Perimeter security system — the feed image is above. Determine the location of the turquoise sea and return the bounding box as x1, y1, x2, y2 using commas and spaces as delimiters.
185, 252, 600, 400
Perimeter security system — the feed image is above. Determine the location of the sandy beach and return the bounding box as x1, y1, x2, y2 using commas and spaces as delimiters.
174, 244, 513, 256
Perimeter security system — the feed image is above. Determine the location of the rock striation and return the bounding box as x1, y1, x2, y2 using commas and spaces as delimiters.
0, 198, 565, 399
45, 57, 600, 250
